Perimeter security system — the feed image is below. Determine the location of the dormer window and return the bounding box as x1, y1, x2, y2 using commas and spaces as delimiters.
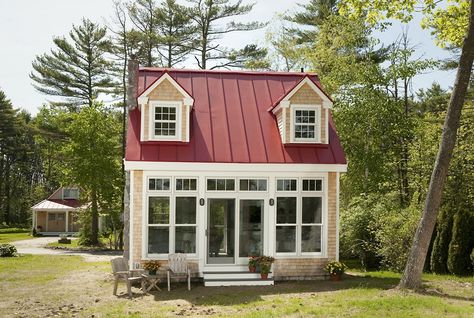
137, 73, 194, 143
292, 106, 320, 143
63, 188, 79, 199
153, 102, 180, 139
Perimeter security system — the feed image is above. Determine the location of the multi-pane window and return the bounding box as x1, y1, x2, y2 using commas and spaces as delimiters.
176, 178, 197, 191
148, 197, 170, 254
302, 179, 322, 191
239, 179, 267, 191
301, 197, 322, 252
294, 109, 317, 140
276, 197, 297, 253
276, 179, 297, 191
207, 178, 235, 191
148, 178, 170, 191
175, 197, 197, 253
154, 106, 177, 137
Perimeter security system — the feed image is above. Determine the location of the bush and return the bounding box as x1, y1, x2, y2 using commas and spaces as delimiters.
0, 244, 17, 257
447, 209, 474, 276
430, 207, 454, 274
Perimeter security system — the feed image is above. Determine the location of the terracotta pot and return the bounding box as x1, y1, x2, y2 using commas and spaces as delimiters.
260, 273, 269, 280
249, 266, 256, 273
330, 273, 341, 281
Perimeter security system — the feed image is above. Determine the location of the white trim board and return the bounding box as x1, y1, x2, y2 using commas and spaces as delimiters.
124, 161, 347, 173
137, 73, 194, 107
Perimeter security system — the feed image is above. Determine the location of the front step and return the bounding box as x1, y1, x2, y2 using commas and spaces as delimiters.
203, 271, 274, 286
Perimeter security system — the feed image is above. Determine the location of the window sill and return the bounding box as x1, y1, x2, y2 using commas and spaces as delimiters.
284, 143, 328, 148
141, 140, 189, 146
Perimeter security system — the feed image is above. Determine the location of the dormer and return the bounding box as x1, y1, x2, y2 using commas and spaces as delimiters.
63, 187, 79, 199
137, 73, 194, 142
271, 76, 333, 144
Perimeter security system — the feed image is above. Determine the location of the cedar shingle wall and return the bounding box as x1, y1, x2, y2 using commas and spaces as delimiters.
132, 170, 143, 264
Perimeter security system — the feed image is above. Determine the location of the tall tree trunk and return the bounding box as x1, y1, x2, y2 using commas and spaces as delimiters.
123, 57, 139, 261
4, 159, 10, 225
91, 189, 99, 245
399, 0, 474, 289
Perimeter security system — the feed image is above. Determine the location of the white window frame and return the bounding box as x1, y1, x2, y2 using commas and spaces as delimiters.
175, 177, 198, 192
238, 178, 268, 192
275, 177, 326, 257
290, 104, 321, 143
145, 177, 198, 259
276, 178, 298, 192
206, 178, 236, 192
150, 100, 182, 141
302, 178, 323, 192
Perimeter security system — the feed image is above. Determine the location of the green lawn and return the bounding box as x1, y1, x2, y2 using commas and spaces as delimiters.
0, 254, 473, 318
0, 228, 31, 244
46, 237, 114, 251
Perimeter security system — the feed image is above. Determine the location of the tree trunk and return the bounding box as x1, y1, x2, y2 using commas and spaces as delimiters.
399, 0, 474, 289
123, 57, 139, 261
90, 189, 99, 245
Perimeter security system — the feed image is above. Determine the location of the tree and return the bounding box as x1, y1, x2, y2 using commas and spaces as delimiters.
64, 103, 122, 245
30, 19, 116, 110
126, 0, 161, 67
341, 0, 474, 289
155, 0, 196, 67
187, 0, 266, 69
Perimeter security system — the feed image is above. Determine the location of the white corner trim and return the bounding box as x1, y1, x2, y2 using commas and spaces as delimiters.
138, 73, 194, 105
129, 171, 135, 269
281, 77, 333, 109
124, 161, 348, 173
335, 172, 340, 261
325, 108, 329, 145
138, 96, 149, 105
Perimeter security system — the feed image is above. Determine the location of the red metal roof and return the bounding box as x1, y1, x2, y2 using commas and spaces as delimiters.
125, 68, 346, 164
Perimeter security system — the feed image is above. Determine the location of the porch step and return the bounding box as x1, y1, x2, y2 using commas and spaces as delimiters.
203, 271, 274, 286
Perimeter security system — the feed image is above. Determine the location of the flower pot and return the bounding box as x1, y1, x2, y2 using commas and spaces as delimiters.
260, 273, 268, 280
249, 266, 256, 273
148, 269, 157, 275
329, 273, 341, 281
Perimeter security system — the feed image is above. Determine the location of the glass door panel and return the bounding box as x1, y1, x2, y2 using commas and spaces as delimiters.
239, 199, 263, 257
207, 199, 235, 264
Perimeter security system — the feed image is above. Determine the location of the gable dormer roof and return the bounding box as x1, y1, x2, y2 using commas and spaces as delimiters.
137, 71, 194, 107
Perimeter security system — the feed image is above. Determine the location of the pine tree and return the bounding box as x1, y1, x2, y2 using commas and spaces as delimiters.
155, 0, 196, 67
187, 0, 266, 69
430, 207, 454, 273
30, 18, 115, 110
447, 209, 474, 275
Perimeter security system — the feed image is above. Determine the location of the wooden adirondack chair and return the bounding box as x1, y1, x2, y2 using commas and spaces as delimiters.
111, 257, 144, 298
167, 253, 191, 291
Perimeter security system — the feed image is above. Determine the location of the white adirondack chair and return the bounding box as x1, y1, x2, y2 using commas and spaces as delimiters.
167, 253, 191, 291
111, 257, 144, 298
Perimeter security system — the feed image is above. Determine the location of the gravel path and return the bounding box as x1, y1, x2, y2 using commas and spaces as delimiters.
11, 237, 121, 262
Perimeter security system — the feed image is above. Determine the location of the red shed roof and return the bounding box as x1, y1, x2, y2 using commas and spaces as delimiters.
125, 68, 346, 165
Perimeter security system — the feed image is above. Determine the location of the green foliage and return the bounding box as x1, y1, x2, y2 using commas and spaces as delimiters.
30, 18, 115, 109
447, 209, 474, 276
324, 261, 347, 274
0, 244, 17, 257
64, 103, 122, 245
430, 208, 454, 273
339, 0, 469, 49
257, 255, 275, 274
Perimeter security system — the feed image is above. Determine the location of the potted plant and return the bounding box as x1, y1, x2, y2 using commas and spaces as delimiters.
324, 261, 347, 281
143, 260, 161, 275
248, 256, 258, 273
257, 256, 275, 279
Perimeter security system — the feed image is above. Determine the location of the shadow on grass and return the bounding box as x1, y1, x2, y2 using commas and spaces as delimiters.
419, 286, 474, 302
149, 274, 400, 306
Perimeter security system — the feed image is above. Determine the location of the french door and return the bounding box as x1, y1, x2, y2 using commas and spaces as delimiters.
206, 198, 264, 265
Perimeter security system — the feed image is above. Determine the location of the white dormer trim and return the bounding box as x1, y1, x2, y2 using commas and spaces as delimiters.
137, 73, 194, 106
272, 77, 332, 115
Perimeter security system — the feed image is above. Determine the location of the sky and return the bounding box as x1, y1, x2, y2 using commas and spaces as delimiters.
0, 0, 457, 115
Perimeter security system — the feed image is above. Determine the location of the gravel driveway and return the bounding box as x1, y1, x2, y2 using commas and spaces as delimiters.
11, 237, 121, 262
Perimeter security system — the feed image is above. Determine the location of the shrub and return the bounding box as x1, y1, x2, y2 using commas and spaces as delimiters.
324, 261, 347, 275
430, 207, 453, 274
0, 244, 17, 257
447, 209, 474, 276
257, 256, 275, 274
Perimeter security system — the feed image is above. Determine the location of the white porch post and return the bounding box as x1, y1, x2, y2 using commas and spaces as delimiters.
32, 210, 36, 231
65, 211, 69, 233
45, 212, 49, 232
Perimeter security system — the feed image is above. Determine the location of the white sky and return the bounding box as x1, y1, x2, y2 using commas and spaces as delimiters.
0, 0, 456, 115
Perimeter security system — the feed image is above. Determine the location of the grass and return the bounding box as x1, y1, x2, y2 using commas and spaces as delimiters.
0, 228, 31, 244
0, 254, 473, 318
